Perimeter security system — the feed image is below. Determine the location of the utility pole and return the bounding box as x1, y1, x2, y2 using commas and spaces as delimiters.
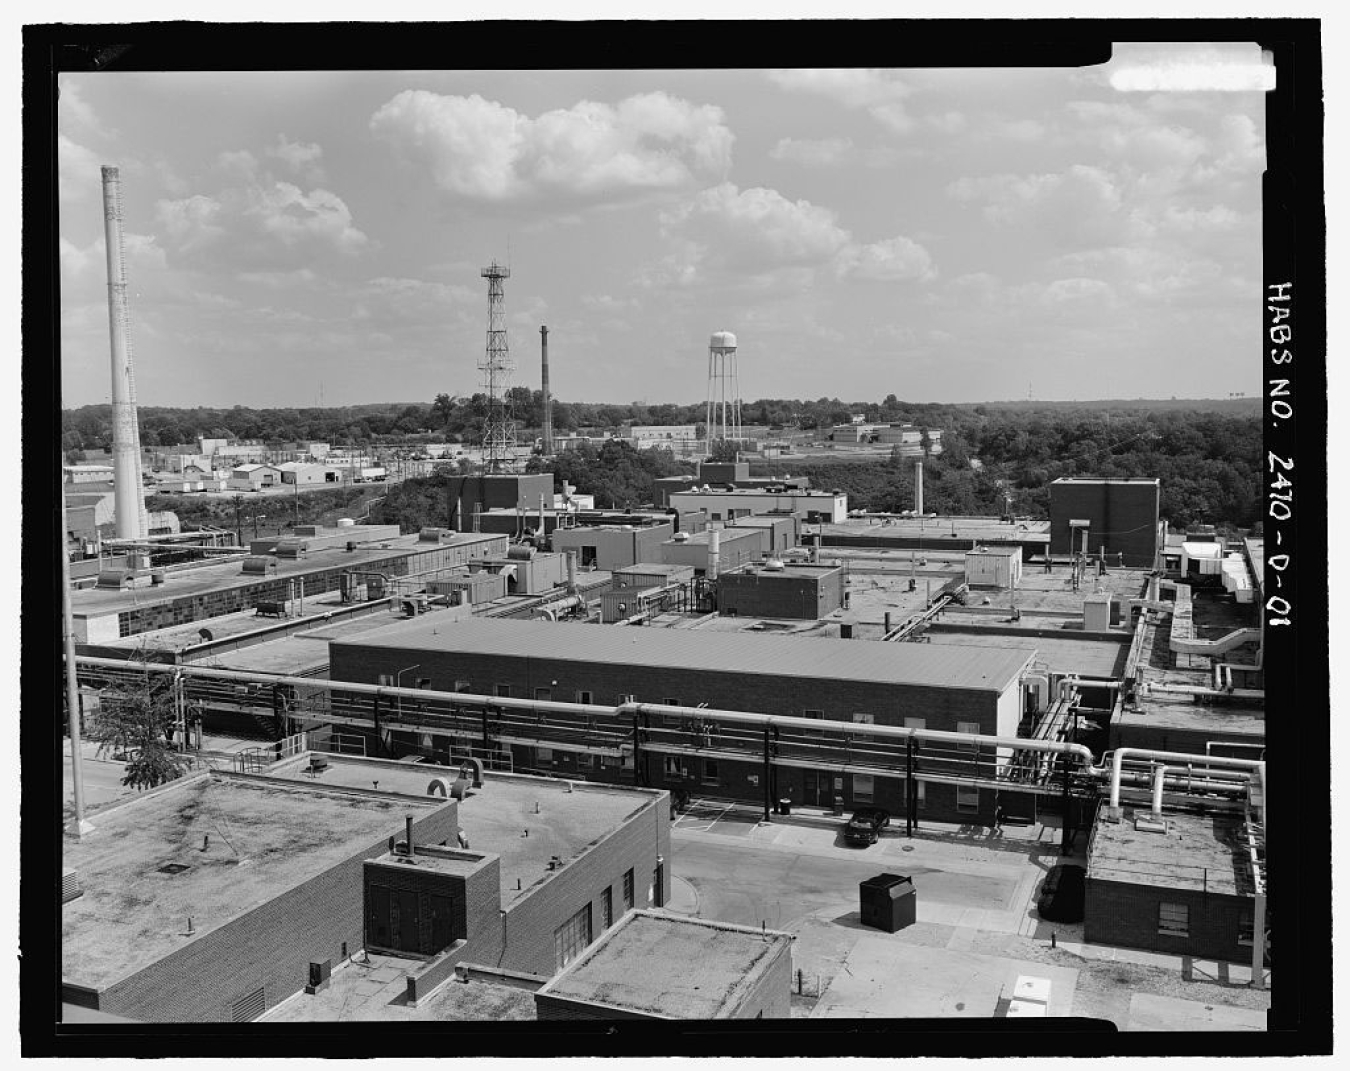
233, 495, 243, 548
61, 482, 94, 837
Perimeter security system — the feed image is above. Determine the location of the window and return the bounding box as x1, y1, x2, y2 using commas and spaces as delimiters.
957, 721, 981, 751
852, 712, 875, 743
554, 903, 593, 971
536, 746, 554, 764
1159, 903, 1189, 937
957, 785, 980, 813
495, 683, 511, 698
581, 546, 598, 567
377, 674, 394, 687
601, 888, 614, 930
663, 756, 690, 779
703, 760, 720, 785
454, 680, 472, 693
534, 687, 552, 702
622, 869, 635, 912
853, 773, 874, 803
576, 690, 592, 705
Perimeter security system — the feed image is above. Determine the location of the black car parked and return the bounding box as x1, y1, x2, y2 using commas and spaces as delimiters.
844, 807, 891, 846
1036, 864, 1086, 922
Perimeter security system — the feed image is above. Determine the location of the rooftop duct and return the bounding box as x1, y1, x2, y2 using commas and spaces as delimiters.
242, 556, 279, 575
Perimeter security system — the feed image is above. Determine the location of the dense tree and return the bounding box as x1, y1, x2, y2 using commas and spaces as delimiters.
84, 666, 193, 791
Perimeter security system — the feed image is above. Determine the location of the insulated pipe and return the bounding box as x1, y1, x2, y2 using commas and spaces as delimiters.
1108, 747, 1264, 811
913, 459, 923, 517
75, 656, 1264, 799
708, 529, 720, 578
565, 550, 578, 594
1151, 763, 1166, 816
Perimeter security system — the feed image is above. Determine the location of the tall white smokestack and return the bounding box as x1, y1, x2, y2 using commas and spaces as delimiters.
913, 459, 924, 518
101, 165, 147, 540
708, 528, 721, 578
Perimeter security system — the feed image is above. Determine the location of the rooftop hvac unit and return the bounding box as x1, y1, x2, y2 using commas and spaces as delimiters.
419, 527, 451, 543
95, 570, 133, 590
763, 558, 786, 571
294, 525, 321, 537
274, 539, 309, 559
241, 556, 279, 575
506, 544, 536, 560
337, 518, 356, 528
673, 531, 690, 543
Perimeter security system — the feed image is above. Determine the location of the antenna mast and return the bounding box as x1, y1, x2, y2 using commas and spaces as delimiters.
479, 261, 516, 473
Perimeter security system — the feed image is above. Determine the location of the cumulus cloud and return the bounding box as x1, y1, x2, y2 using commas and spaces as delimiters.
155, 152, 368, 268
947, 164, 1139, 247
770, 137, 854, 166
837, 236, 935, 282
58, 78, 99, 131
267, 135, 326, 182
766, 69, 915, 132
664, 183, 851, 269
369, 89, 733, 202
655, 182, 934, 290
58, 135, 103, 201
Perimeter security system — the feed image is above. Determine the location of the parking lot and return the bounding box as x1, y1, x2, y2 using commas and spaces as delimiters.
668, 797, 1270, 1028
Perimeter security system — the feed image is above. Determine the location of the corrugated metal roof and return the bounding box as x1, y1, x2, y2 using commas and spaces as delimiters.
334, 617, 1034, 693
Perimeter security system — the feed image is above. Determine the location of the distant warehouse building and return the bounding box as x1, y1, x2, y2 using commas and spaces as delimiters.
669, 488, 848, 525
328, 617, 1036, 821
1049, 477, 1161, 568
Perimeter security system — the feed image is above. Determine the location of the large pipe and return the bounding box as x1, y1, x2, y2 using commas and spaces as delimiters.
708, 529, 720, 578
101, 164, 147, 540
540, 326, 553, 455
1108, 747, 1264, 812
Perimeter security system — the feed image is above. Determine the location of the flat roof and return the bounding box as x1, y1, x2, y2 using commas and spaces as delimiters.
70, 532, 507, 618
923, 630, 1129, 679
332, 616, 1035, 694
819, 517, 1051, 544
62, 775, 445, 990
261, 952, 537, 1022
537, 910, 792, 1018
1087, 809, 1254, 896
264, 760, 662, 906
671, 488, 842, 497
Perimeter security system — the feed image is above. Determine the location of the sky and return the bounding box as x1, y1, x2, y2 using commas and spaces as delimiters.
56, 43, 1272, 410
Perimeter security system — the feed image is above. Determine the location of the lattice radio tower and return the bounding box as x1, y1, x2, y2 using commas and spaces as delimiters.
479, 260, 516, 473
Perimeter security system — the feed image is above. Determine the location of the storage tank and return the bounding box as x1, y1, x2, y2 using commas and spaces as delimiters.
710, 330, 737, 350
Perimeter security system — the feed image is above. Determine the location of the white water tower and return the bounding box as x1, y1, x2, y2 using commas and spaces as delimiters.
705, 331, 741, 445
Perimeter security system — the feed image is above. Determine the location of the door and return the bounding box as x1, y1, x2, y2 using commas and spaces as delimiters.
430, 893, 454, 951
803, 770, 837, 806
394, 888, 420, 953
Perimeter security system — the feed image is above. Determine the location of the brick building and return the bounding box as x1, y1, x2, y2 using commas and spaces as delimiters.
716, 561, 846, 620
327, 616, 1035, 820
62, 759, 670, 1022
1084, 808, 1264, 965
1048, 477, 1161, 568
550, 522, 675, 571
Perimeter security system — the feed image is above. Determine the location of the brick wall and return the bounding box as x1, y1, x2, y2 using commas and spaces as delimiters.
89, 802, 460, 1022
1084, 877, 1253, 963
482, 792, 670, 979
727, 936, 792, 1019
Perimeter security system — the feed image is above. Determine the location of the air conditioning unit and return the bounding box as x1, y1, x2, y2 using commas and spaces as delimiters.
61, 867, 82, 904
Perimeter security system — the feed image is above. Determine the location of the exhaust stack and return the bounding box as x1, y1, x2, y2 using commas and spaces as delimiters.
913, 459, 924, 518
101, 165, 147, 540
540, 326, 553, 455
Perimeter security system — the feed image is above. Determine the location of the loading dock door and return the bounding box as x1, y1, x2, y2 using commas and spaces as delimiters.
370, 884, 421, 954
804, 770, 841, 807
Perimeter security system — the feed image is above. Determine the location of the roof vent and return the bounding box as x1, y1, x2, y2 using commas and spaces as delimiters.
673, 531, 690, 543
1133, 815, 1169, 834
763, 558, 786, 571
